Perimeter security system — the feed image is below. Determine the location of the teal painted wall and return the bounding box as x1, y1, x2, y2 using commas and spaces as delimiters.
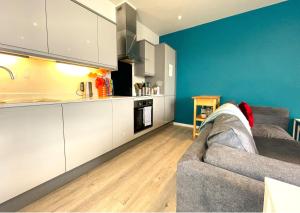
160, 1, 300, 126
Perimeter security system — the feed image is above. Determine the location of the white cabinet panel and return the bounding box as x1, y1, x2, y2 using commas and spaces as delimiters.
145, 41, 155, 76
0, 0, 48, 53
47, 0, 98, 63
136, 40, 155, 76
113, 99, 134, 148
165, 95, 175, 123
62, 101, 113, 171
0, 105, 65, 204
75, 0, 116, 23
98, 17, 117, 69
153, 96, 165, 127
164, 45, 176, 96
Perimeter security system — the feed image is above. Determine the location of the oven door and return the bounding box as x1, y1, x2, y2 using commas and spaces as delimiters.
134, 107, 144, 133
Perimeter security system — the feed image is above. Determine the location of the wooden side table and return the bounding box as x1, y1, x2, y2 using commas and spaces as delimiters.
293, 118, 300, 141
192, 96, 221, 139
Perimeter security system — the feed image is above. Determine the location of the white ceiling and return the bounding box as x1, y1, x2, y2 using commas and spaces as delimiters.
110, 0, 286, 35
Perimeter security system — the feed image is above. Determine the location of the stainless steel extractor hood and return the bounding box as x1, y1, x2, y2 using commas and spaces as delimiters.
116, 3, 139, 63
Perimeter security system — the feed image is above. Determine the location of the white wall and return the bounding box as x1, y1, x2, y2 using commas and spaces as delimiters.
136, 21, 159, 45
76, 0, 116, 22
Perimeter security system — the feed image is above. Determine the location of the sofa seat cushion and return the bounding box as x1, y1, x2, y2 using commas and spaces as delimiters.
252, 124, 294, 140
255, 137, 300, 165
207, 114, 258, 154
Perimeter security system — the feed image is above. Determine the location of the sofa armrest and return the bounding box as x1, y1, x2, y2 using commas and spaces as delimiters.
204, 143, 300, 187
179, 123, 212, 163
255, 136, 300, 165
177, 159, 264, 212
179, 141, 206, 163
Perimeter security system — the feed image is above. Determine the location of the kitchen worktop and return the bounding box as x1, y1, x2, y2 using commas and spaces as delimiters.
0, 95, 165, 108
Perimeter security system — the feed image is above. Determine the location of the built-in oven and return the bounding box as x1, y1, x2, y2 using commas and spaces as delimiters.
134, 99, 153, 133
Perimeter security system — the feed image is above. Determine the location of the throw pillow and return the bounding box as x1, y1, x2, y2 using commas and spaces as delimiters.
207, 114, 258, 154
239, 101, 254, 128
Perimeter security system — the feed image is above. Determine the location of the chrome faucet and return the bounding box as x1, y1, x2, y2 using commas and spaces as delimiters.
0, 66, 15, 80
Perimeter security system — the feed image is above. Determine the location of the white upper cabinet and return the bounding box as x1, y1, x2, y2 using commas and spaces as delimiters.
112, 99, 134, 148
145, 41, 155, 76
136, 40, 155, 76
62, 101, 113, 171
164, 45, 176, 96
0, 0, 118, 68
0, 105, 65, 204
98, 17, 117, 69
75, 0, 116, 23
46, 0, 98, 63
0, 0, 48, 53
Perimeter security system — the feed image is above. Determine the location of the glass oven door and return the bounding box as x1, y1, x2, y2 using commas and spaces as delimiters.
134, 107, 144, 133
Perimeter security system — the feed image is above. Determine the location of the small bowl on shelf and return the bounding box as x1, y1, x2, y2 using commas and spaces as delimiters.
200, 113, 207, 119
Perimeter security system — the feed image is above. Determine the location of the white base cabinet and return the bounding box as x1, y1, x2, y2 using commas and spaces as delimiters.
0, 105, 65, 204
165, 95, 175, 123
153, 96, 165, 127
112, 99, 134, 148
62, 101, 113, 171
0, 96, 174, 204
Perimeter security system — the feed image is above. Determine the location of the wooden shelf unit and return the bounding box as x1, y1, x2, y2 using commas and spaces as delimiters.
192, 96, 221, 139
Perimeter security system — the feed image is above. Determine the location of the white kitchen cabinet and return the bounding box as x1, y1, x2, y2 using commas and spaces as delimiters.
164, 45, 176, 96
153, 96, 165, 127
147, 43, 176, 95
98, 17, 117, 69
47, 0, 98, 63
165, 95, 175, 122
112, 99, 134, 148
135, 40, 155, 76
62, 101, 113, 171
0, 0, 48, 53
75, 0, 117, 23
0, 105, 65, 204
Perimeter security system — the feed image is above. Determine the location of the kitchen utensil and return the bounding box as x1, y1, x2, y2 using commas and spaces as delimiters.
76, 82, 85, 96
86, 82, 93, 98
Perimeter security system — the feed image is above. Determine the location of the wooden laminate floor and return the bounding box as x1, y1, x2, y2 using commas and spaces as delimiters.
21, 125, 193, 212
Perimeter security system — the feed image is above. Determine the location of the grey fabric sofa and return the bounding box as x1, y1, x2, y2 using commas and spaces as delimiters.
177, 106, 300, 212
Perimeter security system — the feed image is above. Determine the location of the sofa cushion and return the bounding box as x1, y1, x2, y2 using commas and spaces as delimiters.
204, 143, 300, 187
207, 114, 258, 154
251, 106, 290, 131
239, 101, 254, 127
255, 137, 300, 165
252, 124, 294, 140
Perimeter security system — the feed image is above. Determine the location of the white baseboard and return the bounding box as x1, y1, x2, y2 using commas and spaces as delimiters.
173, 122, 198, 128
